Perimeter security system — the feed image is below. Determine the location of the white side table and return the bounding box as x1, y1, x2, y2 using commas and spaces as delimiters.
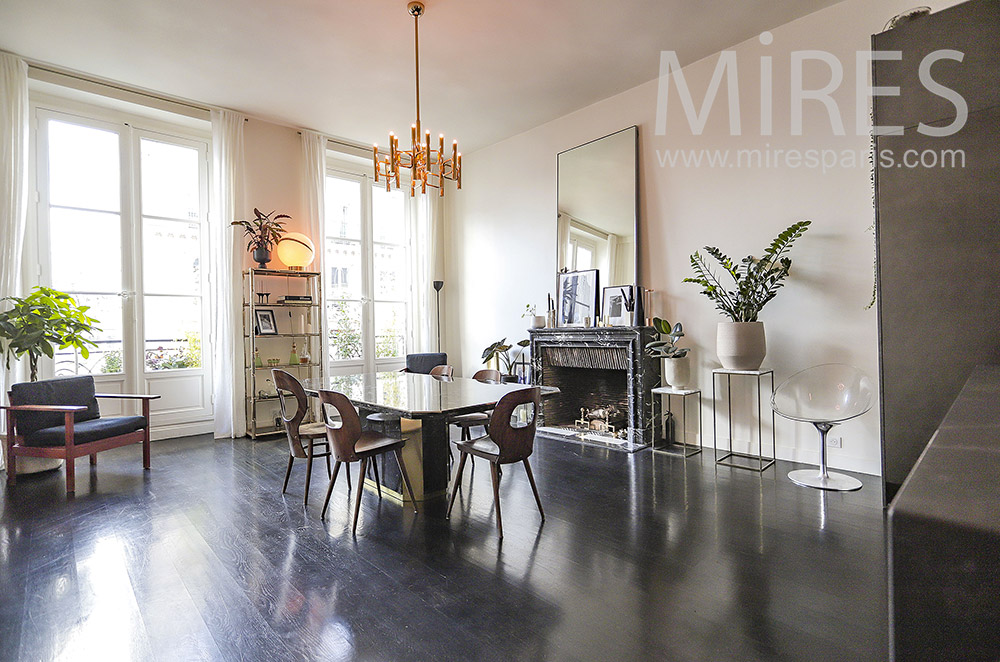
651, 386, 702, 457
712, 369, 775, 472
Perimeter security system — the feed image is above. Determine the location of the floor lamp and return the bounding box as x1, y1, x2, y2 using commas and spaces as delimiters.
433, 280, 444, 352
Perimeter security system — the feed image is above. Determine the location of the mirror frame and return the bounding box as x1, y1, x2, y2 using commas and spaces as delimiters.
556, 125, 640, 324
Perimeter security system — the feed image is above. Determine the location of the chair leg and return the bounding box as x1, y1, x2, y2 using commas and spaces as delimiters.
89, 453, 97, 466
325, 452, 332, 478
346, 464, 352, 489
394, 449, 418, 514
142, 400, 151, 470
5, 415, 15, 486
372, 456, 382, 499
490, 462, 503, 539
352, 458, 368, 534
304, 442, 315, 506
282, 455, 294, 493
523, 459, 544, 521
446, 452, 468, 519
66, 457, 75, 494
321, 461, 342, 520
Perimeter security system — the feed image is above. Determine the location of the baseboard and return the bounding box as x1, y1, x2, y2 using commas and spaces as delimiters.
150, 420, 214, 441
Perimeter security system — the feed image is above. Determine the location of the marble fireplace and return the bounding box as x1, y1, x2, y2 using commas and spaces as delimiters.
528, 326, 660, 452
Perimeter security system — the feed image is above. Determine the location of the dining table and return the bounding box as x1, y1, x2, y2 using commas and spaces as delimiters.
302, 371, 555, 503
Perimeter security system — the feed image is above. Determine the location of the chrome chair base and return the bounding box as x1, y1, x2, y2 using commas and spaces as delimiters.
788, 469, 862, 492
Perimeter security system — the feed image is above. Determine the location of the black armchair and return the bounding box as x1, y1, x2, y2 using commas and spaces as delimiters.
3, 375, 159, 493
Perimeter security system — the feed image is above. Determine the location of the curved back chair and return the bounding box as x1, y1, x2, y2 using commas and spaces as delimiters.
471, 369, 501, 383
447, 387, 543, 538
318, 389, 418, 533
273, 369, 332, 504
771, 364, 874, 491
447, 369, 503, 470
429, 364, 454, 378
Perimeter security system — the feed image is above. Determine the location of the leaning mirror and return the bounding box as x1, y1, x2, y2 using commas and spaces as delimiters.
557, 126, 638, 326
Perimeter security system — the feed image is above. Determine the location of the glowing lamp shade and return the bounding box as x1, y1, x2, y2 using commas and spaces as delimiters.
276, 233, 315, 271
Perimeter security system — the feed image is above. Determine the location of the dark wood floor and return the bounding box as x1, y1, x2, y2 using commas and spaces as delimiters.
0, 433, 888, 661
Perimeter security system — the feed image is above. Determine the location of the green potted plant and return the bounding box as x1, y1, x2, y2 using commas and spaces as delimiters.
645, 317, 691, 388
0, 286, 100, 382
683, 220, 810, 370
482, 338, 530, 383
232, 208, 290, 269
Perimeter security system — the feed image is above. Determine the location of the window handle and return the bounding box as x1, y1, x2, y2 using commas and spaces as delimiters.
117, 290, 136, 298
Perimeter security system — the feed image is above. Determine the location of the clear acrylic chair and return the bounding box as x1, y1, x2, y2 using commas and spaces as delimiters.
771, 363, 874, 491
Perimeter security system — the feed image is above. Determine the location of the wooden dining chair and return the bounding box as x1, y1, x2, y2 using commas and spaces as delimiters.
429, 364, 454, 378
318, 389, 418, 534
273, 369, 345, 505
447, 387, 544, 539
450, 369, 501, 440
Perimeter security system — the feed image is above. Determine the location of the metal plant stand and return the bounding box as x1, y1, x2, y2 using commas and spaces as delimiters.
712, 369, 775, 472
651, 386, 702, 457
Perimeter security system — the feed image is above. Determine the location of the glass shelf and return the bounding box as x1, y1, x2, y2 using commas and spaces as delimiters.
243, 302, 318, 308
248, 363, 321, 371
244, 333, 321, 338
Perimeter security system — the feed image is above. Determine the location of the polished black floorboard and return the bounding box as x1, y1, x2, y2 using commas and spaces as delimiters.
0, 434, 887, 661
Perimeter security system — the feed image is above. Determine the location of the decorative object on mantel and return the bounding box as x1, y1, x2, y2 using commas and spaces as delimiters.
684, 220, 811, 370
884, 6, 930, 30
523, 304, 546, 329
601, 286, 634, 326
275, 232, 315, 271
0, 286, 99, 382
557, 269, 600, 327
645, 317, 691, 389
373, 2, 462, 197
482, 338, 530, 384
232, 208, 290, 268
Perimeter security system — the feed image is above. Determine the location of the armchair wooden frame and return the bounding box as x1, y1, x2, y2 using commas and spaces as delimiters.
4, 392, 160, 493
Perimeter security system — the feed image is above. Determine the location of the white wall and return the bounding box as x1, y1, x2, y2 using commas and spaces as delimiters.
446, 0, 961, 476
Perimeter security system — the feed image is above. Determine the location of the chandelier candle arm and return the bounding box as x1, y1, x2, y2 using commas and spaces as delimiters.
372, 1, 462, 197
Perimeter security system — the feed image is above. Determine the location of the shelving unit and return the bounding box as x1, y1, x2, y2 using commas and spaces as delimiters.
243, 268, 324, 439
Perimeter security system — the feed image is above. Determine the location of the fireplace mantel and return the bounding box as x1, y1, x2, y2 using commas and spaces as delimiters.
529, 326, 660, 451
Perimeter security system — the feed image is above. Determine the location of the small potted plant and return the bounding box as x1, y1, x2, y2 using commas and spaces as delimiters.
482, 338, 530, 383
522, 304, 545, 329
0, 286, 100, 382
645, 317, 691, 388
683, 220, 810, 370
232, 208, 290, 269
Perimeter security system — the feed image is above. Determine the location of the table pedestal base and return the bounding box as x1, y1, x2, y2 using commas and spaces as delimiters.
788, 469, 862, 491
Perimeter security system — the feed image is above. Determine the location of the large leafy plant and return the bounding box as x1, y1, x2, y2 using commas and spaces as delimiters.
683, 220, 811, 322
482, 338, 530, 375
0, 287, 100, 381
645, 318, 690, 359
232, 208, 290, 251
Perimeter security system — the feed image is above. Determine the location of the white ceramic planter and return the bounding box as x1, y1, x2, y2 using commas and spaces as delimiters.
530, 315, 546, 329
662, 355, 691, 389
717, 321, 766, 370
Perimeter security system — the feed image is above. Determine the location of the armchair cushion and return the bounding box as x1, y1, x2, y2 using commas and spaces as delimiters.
10, 376, 101, 438
24, 415, 148, 448
405, 353, 448, 375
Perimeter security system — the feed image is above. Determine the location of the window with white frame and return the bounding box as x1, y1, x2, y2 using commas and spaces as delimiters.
324, 169, 409, 372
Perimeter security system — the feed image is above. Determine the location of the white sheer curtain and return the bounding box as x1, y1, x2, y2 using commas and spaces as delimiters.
0, 52, 29, 472
556, 213, 571, 269
407, 193, 442, 354
210, 110, 246, 438
300, 130, 326, 276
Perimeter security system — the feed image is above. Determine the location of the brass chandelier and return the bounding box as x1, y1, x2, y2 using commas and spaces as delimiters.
373, 1, 461, 197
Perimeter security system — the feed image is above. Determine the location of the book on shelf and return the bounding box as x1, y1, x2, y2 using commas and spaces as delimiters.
277, 295, 313, 304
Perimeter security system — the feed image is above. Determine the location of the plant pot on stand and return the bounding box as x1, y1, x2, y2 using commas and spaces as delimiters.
717, 321, 766, 371
662, 355, 691, 389
252, 247, 272, 269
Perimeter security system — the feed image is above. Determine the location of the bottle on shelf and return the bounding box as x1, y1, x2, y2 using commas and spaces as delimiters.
289, 342, 299, 366
254, 348, 263, 368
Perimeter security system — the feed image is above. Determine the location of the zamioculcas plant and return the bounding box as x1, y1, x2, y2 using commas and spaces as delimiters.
0, 286, 100, 381
683, 220, 811, 322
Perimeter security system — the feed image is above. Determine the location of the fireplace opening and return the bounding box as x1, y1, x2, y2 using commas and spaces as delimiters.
538, 364, 631, 444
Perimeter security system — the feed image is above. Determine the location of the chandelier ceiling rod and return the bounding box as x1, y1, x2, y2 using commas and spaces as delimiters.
411, 1, 421, 136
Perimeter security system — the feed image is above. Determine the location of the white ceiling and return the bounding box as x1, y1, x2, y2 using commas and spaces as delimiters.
0, 0, 844, 152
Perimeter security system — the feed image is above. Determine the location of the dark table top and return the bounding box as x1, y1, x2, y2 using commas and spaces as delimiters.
302, 371, 554, 418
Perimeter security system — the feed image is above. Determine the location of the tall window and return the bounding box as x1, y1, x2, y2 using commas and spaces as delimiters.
35, 104, 213, 427
324, 171, 409, 372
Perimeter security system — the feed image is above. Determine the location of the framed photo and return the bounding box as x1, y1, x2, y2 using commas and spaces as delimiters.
254, 309, 278, 335
602, 285, 634, 326
557, 269, 600, 327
